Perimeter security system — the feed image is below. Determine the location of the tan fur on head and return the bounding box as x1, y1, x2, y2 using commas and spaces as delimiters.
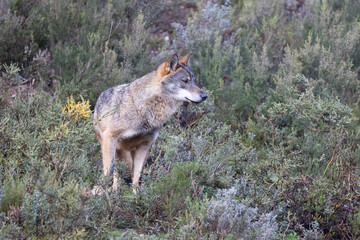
157, 53, 179, 79
179, 52, 192, 66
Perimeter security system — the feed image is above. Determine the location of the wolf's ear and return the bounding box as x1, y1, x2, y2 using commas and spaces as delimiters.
157, 53, 179, 78
179, 52, 192, 66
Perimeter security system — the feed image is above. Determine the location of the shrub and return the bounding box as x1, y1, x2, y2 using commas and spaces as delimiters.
0, 179, 26, 213
169, 1, 273, 127
0, 16, 38, 65
1, 0, 360, 239
171, 188, 278, 239
150, 162, 207, 220
204, 188, 278, 239
244, 73, 357, 238
0, 0, 162, 104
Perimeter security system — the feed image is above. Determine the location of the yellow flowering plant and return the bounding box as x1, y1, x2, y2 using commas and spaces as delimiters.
61, 96, 91, 121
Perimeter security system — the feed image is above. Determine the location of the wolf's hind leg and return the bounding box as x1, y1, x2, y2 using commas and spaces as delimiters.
92, 132, 116, 195
101, 132, 117, 183
132, 142, 152, 193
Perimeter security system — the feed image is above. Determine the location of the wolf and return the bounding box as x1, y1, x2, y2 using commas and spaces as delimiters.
93, 53, 207, 193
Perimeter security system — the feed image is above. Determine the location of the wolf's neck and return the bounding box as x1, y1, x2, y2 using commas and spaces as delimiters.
144, 93, 181, 127
131, 72, 182, 128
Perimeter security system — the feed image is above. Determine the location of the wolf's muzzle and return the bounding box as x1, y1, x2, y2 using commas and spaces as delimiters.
200, 92, 208, 101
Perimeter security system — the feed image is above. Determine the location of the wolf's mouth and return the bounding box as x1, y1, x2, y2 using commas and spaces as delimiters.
185, 97, 202, 104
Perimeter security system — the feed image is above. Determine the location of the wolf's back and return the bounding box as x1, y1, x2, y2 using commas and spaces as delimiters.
94, 84, 129, 117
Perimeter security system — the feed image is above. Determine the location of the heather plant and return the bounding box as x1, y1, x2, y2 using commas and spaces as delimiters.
1, 0, 161, 104
169, 1, 274, 126
244, 73, 357, 238
204, 188, 278, 239
1, 0, 360, 239
0, 92, 126, 238
296, 33, 359, 103
0, 15, 38, 65
171, 1, 232, 50
47, 2, 151, 104
169, 188, 278, 240
0, 179, 25, 213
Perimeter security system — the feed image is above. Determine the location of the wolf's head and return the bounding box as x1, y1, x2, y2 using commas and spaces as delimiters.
157, 53, 208, 103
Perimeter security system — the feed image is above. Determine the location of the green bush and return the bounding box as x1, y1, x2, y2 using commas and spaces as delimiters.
0, 179, 25, 213
1, 0, 162, 105
243, 74, 357, 238
151, 162, 207, 220
1, 0, 360, 239
0, 16, 38, 65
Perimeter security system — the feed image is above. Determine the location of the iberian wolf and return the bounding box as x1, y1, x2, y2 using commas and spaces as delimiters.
93, 53, 207, 193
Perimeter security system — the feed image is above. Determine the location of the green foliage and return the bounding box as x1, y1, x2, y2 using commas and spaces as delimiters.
1, 0, 360, 239
0, 15, 38, 65
243, 75, 357, 238
43, 0, 156, 104
151, 162, 206, 219
0, 179, 25, 213
0, 0, 161, 105
0, 93, 97, 183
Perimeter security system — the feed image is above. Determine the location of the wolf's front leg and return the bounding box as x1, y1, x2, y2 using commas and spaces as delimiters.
101, 132, 117, 189
132, 142, 152, 193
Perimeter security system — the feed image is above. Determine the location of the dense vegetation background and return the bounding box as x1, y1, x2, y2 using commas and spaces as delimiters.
0, 0, 360, 239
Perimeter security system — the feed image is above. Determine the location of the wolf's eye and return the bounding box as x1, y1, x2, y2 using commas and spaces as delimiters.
182, 78, 190, 84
